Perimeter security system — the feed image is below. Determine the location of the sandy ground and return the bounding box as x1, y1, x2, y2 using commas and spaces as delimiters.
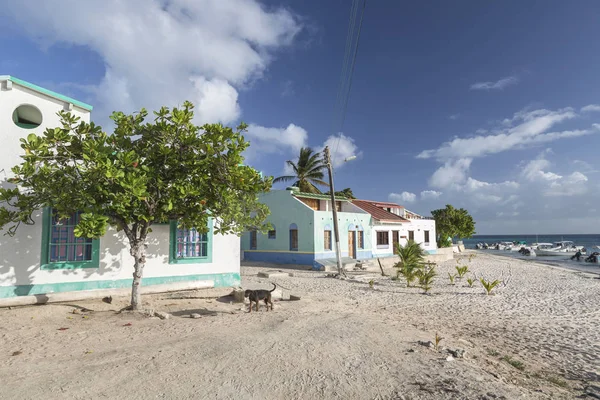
1, 251, 599, 400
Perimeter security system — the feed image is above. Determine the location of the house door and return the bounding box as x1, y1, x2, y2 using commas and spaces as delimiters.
348, 231, 356, 259
392, 231, 399, 254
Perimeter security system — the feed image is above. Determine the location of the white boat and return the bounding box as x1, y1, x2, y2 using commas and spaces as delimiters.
535, 241, 585, 256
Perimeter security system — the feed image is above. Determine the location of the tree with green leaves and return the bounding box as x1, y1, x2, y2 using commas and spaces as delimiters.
431, 204, 476, 247
273, 147, 328, 193
325, 187, 356, 199
0, 101, 271, 310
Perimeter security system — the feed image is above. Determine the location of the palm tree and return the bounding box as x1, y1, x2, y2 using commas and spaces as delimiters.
394, 240, 426, 287
273, 147, 329, 193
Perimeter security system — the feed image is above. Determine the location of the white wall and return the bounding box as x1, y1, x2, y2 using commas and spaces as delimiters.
370, 224, 406, 257
0, 81, 91, 181
404, 219, 437, 252
0, 81, 240, 298
370, 219, 437, 257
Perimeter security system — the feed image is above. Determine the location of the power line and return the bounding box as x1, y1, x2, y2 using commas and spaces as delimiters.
331, 0, 367, 168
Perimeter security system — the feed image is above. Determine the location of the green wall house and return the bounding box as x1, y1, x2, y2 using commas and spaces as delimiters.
241, 187, 373, 265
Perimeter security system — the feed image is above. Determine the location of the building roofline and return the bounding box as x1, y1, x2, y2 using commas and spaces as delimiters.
0, 75, 93, 111
292, 191, 350, 201
355, 199, 405, 208
352, 199, 410, 223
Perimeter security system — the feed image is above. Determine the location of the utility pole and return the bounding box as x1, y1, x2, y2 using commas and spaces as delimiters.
324, 146, 345, 277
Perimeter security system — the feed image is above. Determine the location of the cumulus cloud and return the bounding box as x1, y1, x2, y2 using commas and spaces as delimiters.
389, 192, 416, 203
244, 123, 308, 163
581, 104, 600, 113
318, 133, 362, 168
3, 0, 302, 126
420, 190, 442, 200
470, 76, 519, 91
428, 158, 472, 189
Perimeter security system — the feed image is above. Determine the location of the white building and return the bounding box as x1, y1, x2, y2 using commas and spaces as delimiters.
352, 199, 437, 257
0, 75, 240, 306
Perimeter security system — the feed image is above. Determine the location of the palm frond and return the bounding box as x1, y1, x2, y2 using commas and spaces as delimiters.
272, 175, 296, 183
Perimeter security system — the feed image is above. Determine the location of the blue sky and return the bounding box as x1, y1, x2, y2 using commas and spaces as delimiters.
2, 0, 600, 234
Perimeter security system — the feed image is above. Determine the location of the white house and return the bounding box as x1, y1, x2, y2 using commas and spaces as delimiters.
352, 199, 437, 256
0, 75, 241, 306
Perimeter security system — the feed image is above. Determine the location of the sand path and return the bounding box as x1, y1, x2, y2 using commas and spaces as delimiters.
1, 251, 598, 399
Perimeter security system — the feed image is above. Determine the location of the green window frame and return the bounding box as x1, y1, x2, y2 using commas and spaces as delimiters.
41, 207, 100, 270
169, 219, 213, 264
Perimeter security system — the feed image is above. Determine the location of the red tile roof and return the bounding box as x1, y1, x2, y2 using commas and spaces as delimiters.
352, 200, 409, 223
359, 200, 405, 209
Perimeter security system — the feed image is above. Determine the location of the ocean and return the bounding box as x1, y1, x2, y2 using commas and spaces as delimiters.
461, 234, 600, 275
462, 234, 600, 251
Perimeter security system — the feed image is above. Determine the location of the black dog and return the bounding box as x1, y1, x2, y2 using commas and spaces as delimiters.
244, 283, 276, 312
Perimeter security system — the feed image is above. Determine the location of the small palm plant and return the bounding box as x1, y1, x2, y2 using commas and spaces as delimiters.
435, 332, 443, 351
456, 265, 469, 278
394, 240, 426, 287
448, 273, 456, 285
466, 277, 475, 288
416, 263, 437, 294
480, 278, 501, 295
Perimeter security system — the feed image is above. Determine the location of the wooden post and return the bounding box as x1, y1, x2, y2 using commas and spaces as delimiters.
323, 146, 345, 277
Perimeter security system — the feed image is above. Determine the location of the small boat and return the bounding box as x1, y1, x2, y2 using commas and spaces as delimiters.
535, 241, 585, 256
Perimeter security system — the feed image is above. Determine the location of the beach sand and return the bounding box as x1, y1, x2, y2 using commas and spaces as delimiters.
0, 251, 599, 399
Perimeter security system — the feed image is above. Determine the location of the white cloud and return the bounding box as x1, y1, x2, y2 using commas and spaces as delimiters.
572, 159, 599, 174
244, 123, 308, 162
428, 158, 472, 189
470, 76, 518, 91
4, 0, 302, 127
545, 172, 588, 197
389, 192, 416, 204
420, 190, 442, 200
521, 158, 562, 182
449, 114, 460, 120
318, 133, 362, 168
192, 77, 240, 125
581, 104, 600, 113
417, 107, 595, 161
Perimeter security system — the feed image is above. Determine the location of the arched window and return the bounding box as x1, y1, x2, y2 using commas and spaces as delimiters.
357, 225, 365, 249
289, 223, 298, 251
268, 224, 276, 239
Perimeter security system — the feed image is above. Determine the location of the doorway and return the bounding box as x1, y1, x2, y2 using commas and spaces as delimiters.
348, 231, 356, 259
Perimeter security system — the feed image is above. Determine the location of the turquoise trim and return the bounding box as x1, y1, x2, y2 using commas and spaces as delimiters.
168, 219, 213, 264
41, 208, 100, 270
1, 76, 93, 111
0, 272, 241, 298
15, 122, 40, 129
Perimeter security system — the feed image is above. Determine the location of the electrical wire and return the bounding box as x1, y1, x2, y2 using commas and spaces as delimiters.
331, 0, 367, 168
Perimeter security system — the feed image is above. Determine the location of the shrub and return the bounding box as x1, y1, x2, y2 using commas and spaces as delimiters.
480, 278, 501, 295
417, 264, 437, 294
502, 355, 525, 371
448, 273, 456, 285
394, 240, 426, 287
455, 265, 469, 278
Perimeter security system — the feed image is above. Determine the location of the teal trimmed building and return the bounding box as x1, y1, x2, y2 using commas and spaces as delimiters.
241, 187, 373, 265
0, 75, 241, 305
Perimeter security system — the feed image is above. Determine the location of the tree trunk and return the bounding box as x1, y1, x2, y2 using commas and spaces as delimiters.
130, 241, 147, 310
